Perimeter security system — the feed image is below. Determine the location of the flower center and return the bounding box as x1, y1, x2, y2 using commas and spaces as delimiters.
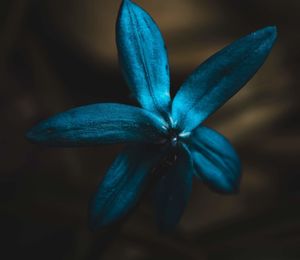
167, 128, 180, 148
169, 130, 179, 147
160, 116, 191, 148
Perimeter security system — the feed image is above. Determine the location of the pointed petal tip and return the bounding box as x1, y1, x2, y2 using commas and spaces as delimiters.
120, 0, 135, 11
211, 182, 240, 195
245, 26, 277, 52
255, 25, 277, 35
201, 175, 240, 194
269, 25, 278, 42
88, 196, 114, 231
25, 119, 58, 145
269, 25, 277, 33
255, 25, 278, 44
88, 202, 114, 231
265, 25, 277, 34
259, 25, 278, 53
25, 124, 46, 144
121, 0, 129, 6
118, 0, 131, 18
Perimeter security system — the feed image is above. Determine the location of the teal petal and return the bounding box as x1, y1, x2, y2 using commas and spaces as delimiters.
187, 126, 241, 193
116, 0, 171, 117
89, 144, 163, 229
154, 145, 193, 231
26, 103, 167, 146
172, 26, 277, 132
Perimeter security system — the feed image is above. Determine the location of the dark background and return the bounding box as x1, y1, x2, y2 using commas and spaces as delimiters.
1, 0, 299, 259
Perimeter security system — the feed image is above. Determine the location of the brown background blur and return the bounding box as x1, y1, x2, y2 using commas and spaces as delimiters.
1, 0, 299, 259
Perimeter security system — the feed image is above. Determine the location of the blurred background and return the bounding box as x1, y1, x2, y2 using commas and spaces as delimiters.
1, 0, 300, 259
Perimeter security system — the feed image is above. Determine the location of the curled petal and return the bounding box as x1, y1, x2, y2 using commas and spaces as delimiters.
154, 145, 193, 231
172, 26, 277, 132
26, 103, 167, 146
117, 0, 171, 117
187, 126, 241, 193
89, 144, 163, 229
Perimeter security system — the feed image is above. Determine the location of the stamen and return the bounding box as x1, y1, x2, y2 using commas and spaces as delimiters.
179, 131, 191, 138
171, 136, 178, 147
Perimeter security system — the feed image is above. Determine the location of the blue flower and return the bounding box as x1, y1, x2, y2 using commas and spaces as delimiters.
26, 0, 277, 231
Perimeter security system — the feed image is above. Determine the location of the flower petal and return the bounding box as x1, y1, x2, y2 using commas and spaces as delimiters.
116, 0, 171, 117
26, 103, 167, 146
172, 26, 277, 132
187, 126, 241, 193
89, 144, 162, 229
154, 145, 193, 231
